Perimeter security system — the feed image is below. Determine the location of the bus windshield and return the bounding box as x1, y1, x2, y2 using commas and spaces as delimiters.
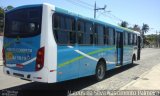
4, 6, 42, 37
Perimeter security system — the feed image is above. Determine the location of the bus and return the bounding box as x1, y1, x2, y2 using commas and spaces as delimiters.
2, 3, 141, 83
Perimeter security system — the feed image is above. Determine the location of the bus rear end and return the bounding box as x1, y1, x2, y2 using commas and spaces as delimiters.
3, 4, 57, 83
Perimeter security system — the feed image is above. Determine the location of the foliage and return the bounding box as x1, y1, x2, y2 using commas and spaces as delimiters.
142, 23, 149, 35
0, 5, 13, 34
120, 21, 128, 28
133, 24, 141, 32
0, 7, 4, 18
4, 6, 14, 11
0, 7, 4, 33
145, 34, 157, 46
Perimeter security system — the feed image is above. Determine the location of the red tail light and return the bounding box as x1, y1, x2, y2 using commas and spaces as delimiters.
35, 47, 44, 71
2, 48, 6, 66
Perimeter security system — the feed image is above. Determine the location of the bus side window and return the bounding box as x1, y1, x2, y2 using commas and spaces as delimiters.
66, 17, 76, 44
113, 29, 115, 45
59, 15, 68, 44
134, 34, 137, 45
104, 27, 109, 45
109, 28, 114, 45
133, 34, 135, 45
123, 32, 125, 45
53, 14, 75, 45
53, 14, 59, 43
131, 33, 133, 45
128, 33, 134, 45
135, 34, 138, 45
60, 16, 65, 29
125, 32, 128, 45
131, 34, 134, 45
128, 33, 131, 45
77, 20, 84, 44
97, 25, 104, 45
94, 24, 98, 45
85, 22, 93, 45
54, 14, 59, 29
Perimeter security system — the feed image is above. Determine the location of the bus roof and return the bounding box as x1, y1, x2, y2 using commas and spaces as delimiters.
6, 3, 140, 35
5, 4, 42, 14
55, 6, 140, 34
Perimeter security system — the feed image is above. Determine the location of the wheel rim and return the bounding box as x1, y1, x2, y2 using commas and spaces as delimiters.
97, 65, 105, 80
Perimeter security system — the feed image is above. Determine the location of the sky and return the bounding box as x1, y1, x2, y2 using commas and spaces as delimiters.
1, 0, 160, 35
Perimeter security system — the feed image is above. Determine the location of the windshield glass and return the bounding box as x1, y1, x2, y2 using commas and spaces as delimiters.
4, 6, 42, 37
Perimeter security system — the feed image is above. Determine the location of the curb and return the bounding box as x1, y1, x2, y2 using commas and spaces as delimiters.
119, 64, 160, 90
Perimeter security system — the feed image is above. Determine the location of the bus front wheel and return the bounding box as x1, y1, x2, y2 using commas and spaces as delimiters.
95, 61, 106, 81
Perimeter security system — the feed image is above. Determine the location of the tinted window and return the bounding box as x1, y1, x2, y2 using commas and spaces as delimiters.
85, 22, 93, 44
98, 25, 104, 45
54, 15, 59, 28
53, 13, 76, 45
104, 27, 109, 45
5, 6, 42, 37
109, 28, 115, 45
95, 24, 104, 45
128, 33, 130, 45
128, 33, 134, 45
78, 21, 84, 32
134, 34, 137, 45
131, 34, 133, 45
77, 20, 85, 44
60, 16, 65, 29
124, 32, 128, 45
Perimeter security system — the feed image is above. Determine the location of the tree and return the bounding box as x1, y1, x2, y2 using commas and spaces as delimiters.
141, 23, 149, 47
142, 24, 149, 35
133, 24, 141, 32
0, 7, 4, 18
0, 7, 4, 33
145, 34, 157, 47
0, 5, 13, 34
4, 5, 14, 11
120, 21, 128, 28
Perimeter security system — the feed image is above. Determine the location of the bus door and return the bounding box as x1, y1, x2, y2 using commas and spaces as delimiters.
116, 31, 123, 66
137, 36, 141, 60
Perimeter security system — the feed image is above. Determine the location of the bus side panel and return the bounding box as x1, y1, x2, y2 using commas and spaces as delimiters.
57, 46, 80, 82
78, 46, 98, 77
56, 45, 117, 82
105, 46, 117, 70
123, 45, 133, 65
78, 45, 116, 77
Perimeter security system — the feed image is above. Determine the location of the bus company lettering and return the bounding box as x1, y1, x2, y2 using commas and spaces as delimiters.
6, 48, 32, 53
12, 55, 32, 61
6, 48, 32, 61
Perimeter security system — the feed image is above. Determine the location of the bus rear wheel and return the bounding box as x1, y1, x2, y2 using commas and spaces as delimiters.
95, 61, 106, 81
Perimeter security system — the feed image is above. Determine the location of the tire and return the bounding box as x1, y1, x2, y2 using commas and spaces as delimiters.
95, 61, 106, 81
